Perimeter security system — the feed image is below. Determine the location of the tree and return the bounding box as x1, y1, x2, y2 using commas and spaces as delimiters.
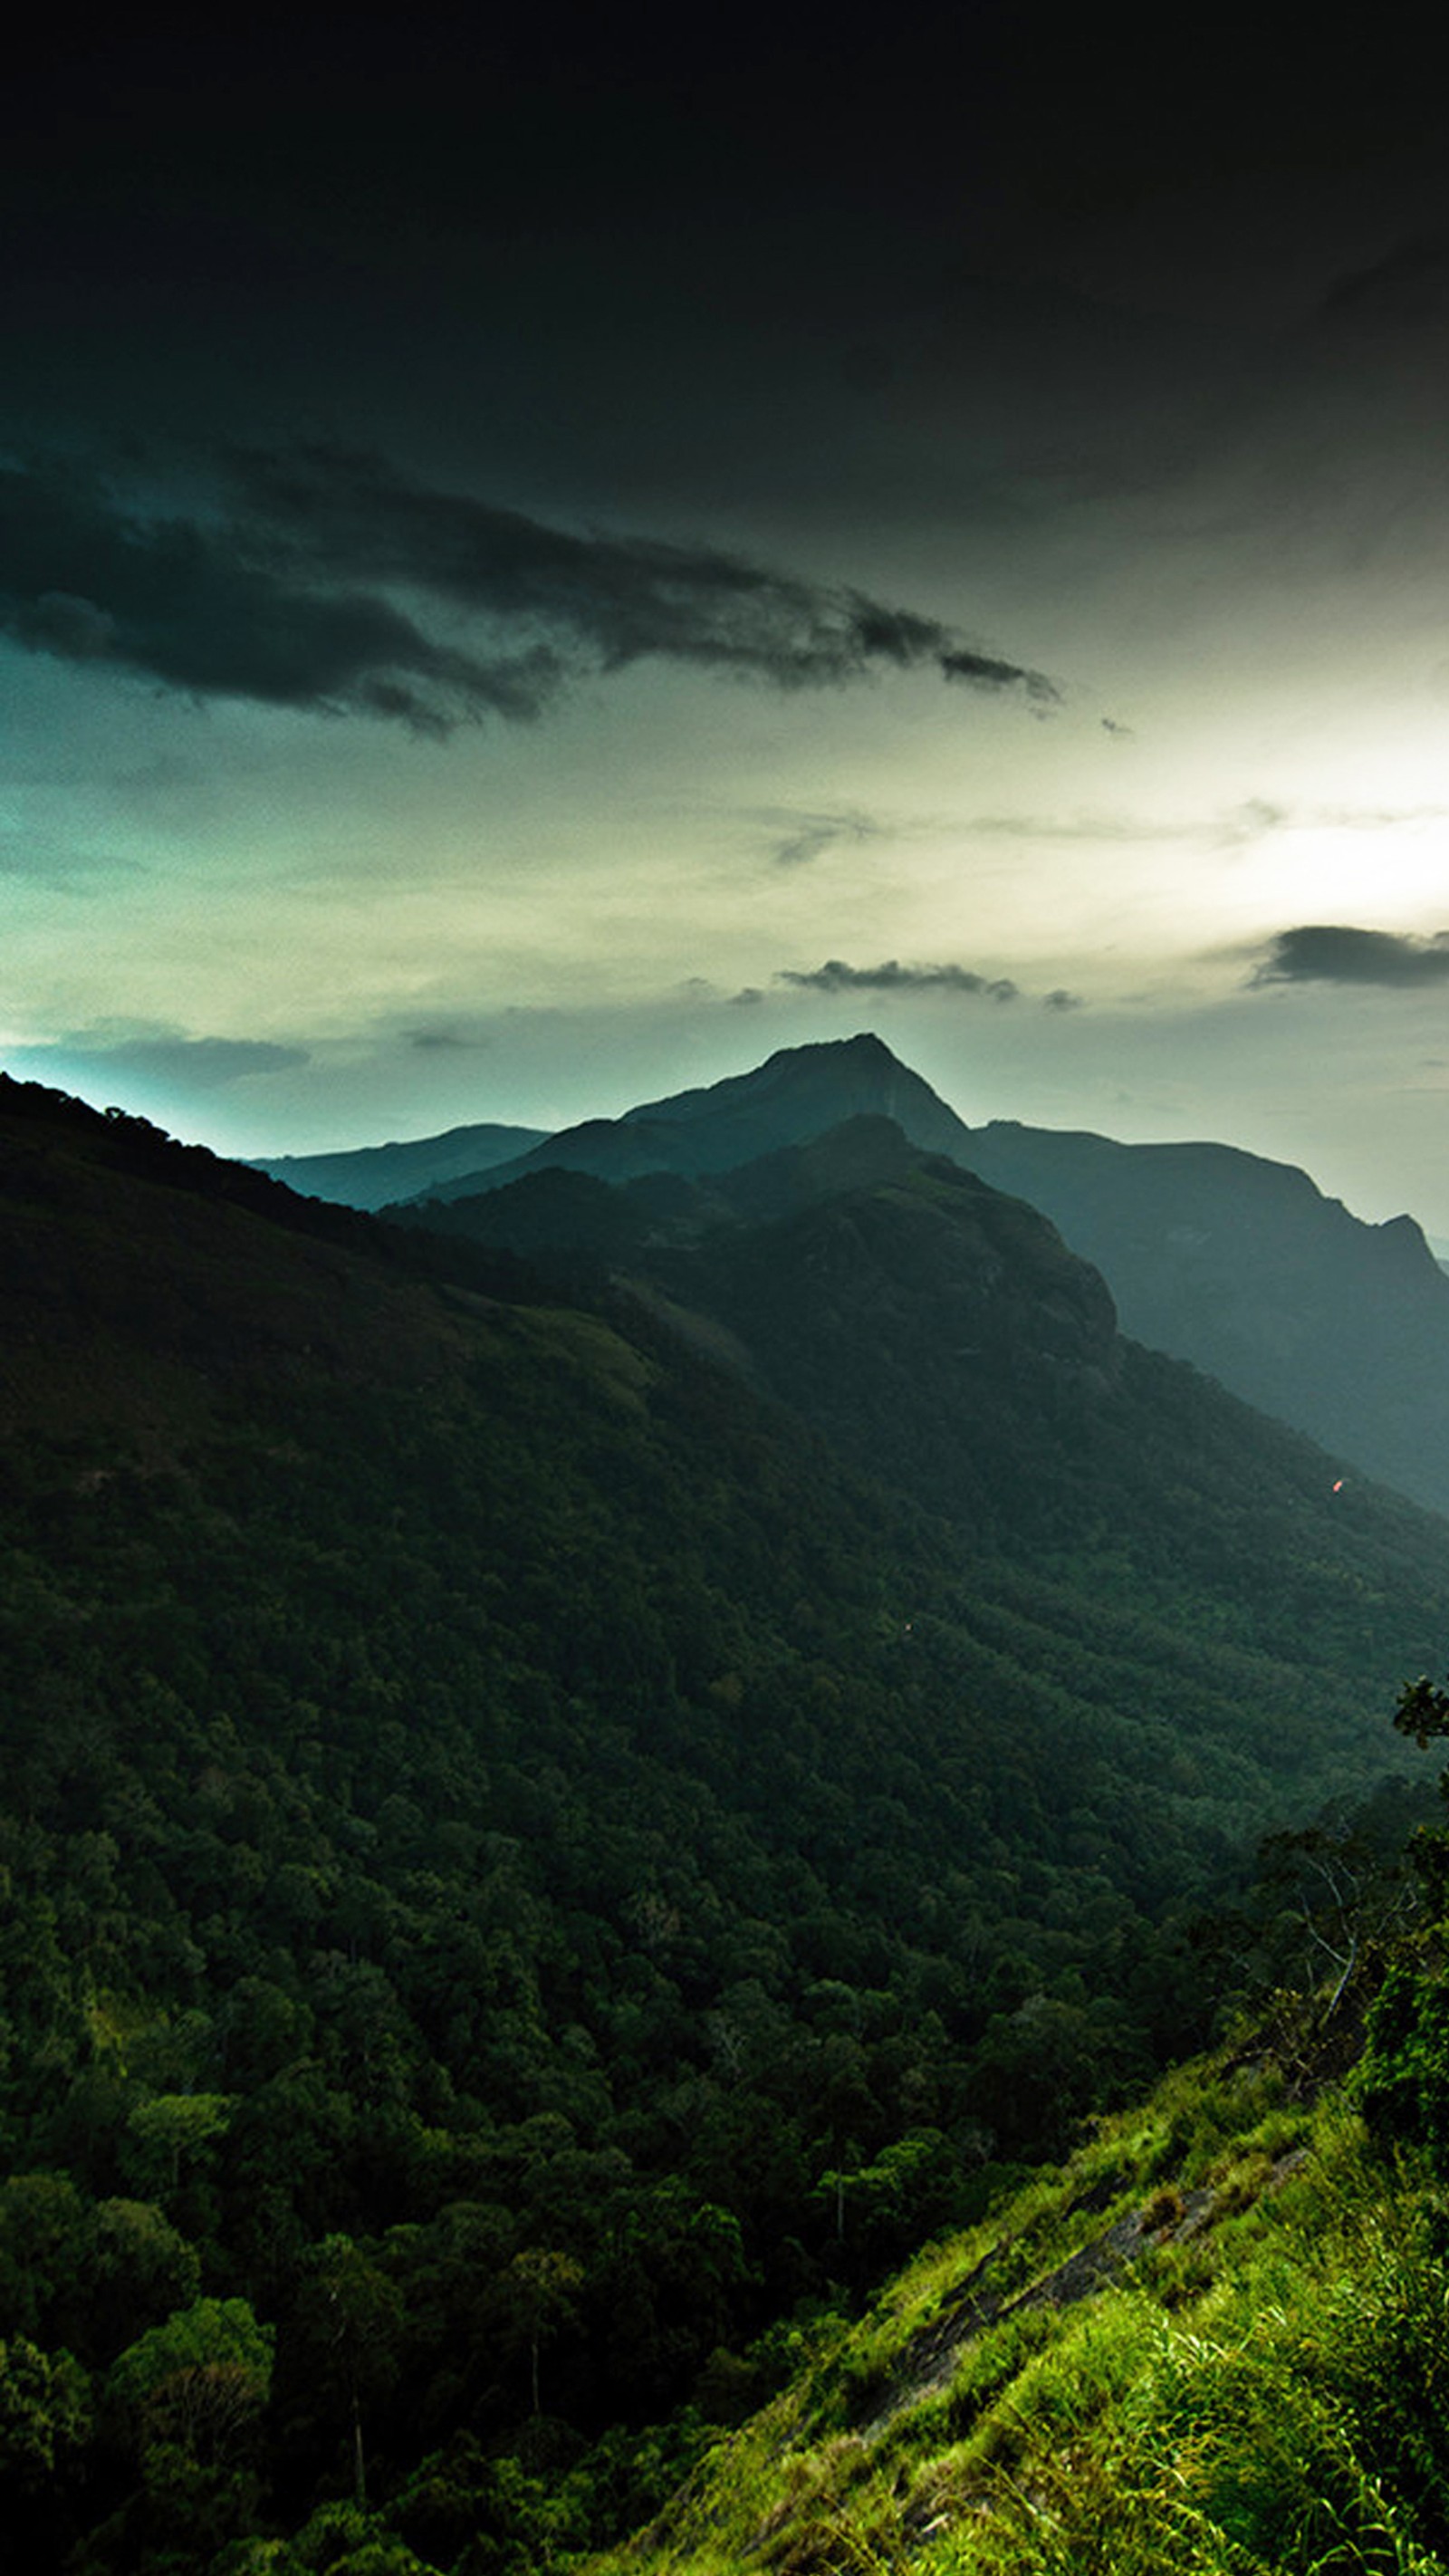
107, 2294, 273, 2465
0, 2333, 91, 2488
121, 2090, 234, 2226
1356, 1677, 1449, 2151
105, 2296, 273, 2565
89, 2197, 202, 2360
505, 2248, 584, 2417
281, 2235, 405, 2512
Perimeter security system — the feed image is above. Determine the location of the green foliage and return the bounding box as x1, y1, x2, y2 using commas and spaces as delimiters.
0, 2332, 91, 2486
107, 2294, 273, 2458
5, 1079, 1449, 2570
590, 2077, 1449, 2576
1357, 1956, 1449, 2153
1355, 1675, 1449, 2158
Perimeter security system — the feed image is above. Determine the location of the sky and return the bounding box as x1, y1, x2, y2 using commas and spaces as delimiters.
7, 10, 1449, 1229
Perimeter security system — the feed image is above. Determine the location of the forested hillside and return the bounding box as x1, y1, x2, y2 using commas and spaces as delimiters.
383, 1031, 1449, 1521
594, 1683, 1449, 2576
1, 1074, 1445, 2571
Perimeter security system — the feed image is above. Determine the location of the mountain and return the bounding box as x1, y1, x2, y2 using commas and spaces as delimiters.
5, 1070, 1447, 2569
247, 1117, 550, 1208
618, 1030, 973, 1162
407, 1032, 973, 1201
411, 1117, 1122, 1548
404, 1110, 1426, 1606
957, 1120, 1449, 1523
392, 1034, 1449, 1520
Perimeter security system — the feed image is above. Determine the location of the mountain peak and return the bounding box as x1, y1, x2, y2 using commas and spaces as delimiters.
615, 1031, 974, 1159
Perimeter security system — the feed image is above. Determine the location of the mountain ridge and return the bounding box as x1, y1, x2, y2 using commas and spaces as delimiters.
246, 1116, 550, 1209
364, 1033, 1449, 1518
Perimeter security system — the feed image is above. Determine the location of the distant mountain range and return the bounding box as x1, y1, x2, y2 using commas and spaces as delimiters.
249, 1031, 1449, 1522
956, 1117, 1449, 1520
248, 1118, 549, 1209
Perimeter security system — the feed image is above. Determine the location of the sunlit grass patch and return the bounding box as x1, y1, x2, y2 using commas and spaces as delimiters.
591, 2063, 1449, 2576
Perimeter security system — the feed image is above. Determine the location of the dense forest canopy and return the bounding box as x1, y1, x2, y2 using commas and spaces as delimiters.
1, 1075, 1445, 2571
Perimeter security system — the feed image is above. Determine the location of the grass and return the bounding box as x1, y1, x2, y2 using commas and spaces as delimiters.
588, 2052, 1449, 2576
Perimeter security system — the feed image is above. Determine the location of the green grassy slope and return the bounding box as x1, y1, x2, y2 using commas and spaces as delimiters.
591, 2022, 1449, 2576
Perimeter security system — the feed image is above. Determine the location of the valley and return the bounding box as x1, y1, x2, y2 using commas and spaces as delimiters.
2, 1047, 1448, 2571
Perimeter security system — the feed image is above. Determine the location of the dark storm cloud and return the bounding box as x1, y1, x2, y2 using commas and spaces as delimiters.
222, 442, 1060, 705
0, 461, 550, 735
780, 959, 1022, 1001
0, 447, 1056, 734
1251, 926, 1449, 988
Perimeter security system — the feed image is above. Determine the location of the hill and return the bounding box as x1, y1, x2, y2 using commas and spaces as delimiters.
2, 1072, 1446, 2570
246, 1119, 551, 1209
589, 1725, 1449, 2574
387, 1034, 1449, 1520
960, 1118, 1449, 1523
588, 1988, 1449, 2576
402, 1110, 1426, 1599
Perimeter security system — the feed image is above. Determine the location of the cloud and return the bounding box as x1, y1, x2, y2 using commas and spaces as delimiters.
1251, 925, 1449, 988
776, 958, 1083, 1009
11, 1033, 312, 1090
968, 798, 1287, 848
0, 459, 542, 737
752, 807, 888, 868
779, 958, 1021, 1000
0, 445, 1058, 735
25, 590, 117, 657
937, 647, 1056, 701
1217, 798, 1286, 845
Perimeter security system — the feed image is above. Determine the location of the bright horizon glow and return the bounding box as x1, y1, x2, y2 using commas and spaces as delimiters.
6, 24, 1449, 1228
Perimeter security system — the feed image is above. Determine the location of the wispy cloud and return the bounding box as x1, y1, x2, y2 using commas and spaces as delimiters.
7, 1032, 311, 1090
960, 797, 1439, 850
749, 807, 890, 868
0, 444, 1059, 735
1251, 925, 1449, 988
